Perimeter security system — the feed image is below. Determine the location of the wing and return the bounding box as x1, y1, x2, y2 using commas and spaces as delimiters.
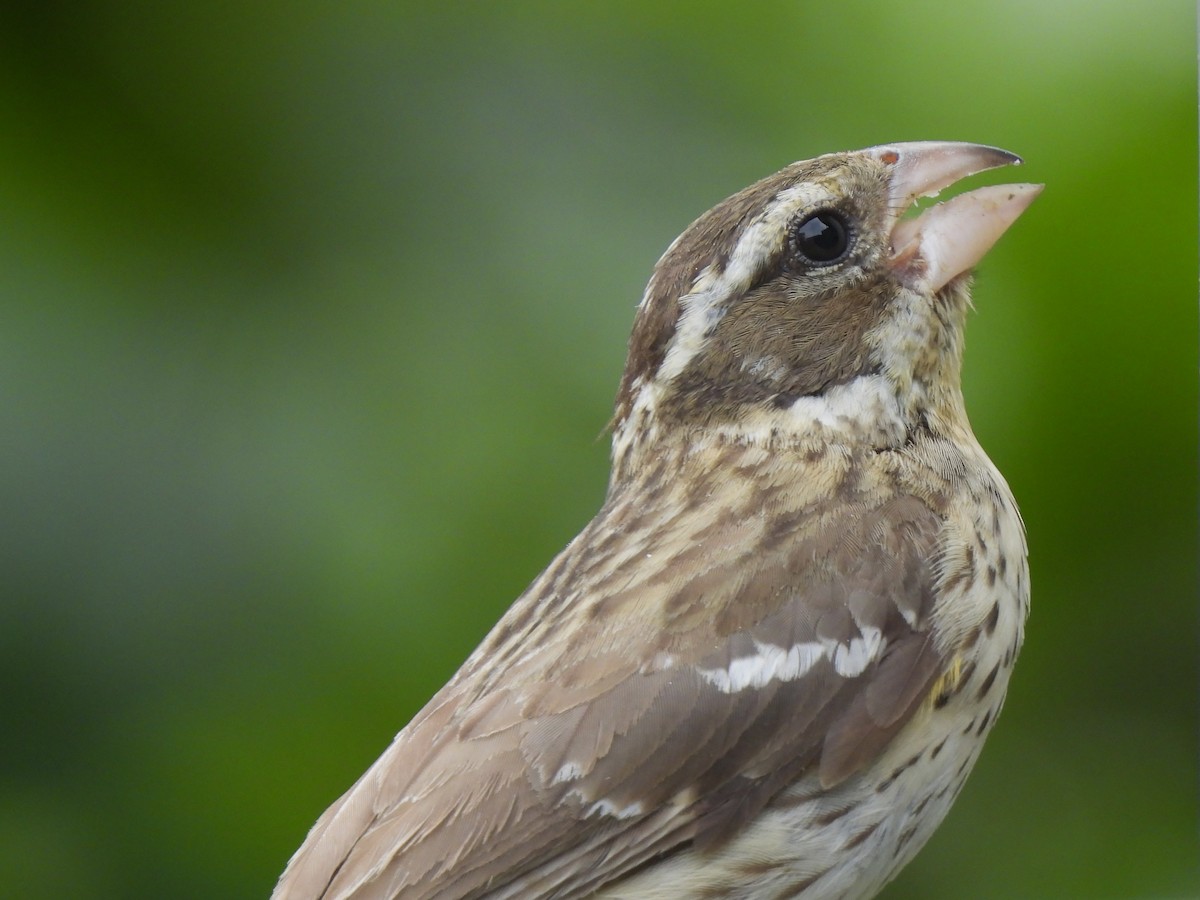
272, 484, 949, 900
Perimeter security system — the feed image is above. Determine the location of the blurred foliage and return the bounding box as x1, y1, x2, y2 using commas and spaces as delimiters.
0, 1, 1195, 898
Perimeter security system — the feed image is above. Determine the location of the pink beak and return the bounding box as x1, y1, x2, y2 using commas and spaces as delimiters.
865, 141, 1042, 292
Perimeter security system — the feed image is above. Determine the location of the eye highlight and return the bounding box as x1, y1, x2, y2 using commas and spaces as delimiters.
790, 210, 852, 266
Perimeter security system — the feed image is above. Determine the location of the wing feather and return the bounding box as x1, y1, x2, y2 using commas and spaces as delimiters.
273, 483, 949, 900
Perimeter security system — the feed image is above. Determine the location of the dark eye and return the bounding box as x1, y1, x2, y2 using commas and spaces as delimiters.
791, 210, 851, 265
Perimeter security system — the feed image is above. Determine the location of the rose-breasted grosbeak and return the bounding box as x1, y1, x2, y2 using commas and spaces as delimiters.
273, 142, 1039, 899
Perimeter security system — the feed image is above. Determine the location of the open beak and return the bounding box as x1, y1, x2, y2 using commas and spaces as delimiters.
866, 141, 1042, 292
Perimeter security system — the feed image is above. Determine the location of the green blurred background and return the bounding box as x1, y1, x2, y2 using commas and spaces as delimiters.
1, 1, 1195, 898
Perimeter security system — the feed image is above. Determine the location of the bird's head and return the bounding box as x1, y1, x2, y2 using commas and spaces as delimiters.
611, 141, 1040, 470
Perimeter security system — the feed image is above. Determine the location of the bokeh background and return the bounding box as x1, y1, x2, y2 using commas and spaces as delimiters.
1, 1, 1195, 898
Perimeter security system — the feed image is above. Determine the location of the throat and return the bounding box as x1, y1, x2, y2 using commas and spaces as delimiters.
611, 373, 928, 482
774, 374, 912, 445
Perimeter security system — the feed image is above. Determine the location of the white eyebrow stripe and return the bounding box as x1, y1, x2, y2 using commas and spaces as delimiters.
652, 181, 837, 388
655, 264, 727, 384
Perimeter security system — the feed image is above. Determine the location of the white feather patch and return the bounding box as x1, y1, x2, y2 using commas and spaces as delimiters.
832, 627, 884, 677
586, 798, 644, 820
787, 375, 904, 435
551, 762, 584, 785
697, 630, 885, 694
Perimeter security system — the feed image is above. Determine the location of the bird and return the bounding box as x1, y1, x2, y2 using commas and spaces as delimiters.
272, 141, 1040, 900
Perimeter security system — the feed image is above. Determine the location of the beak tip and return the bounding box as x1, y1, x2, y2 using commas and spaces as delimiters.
897, 181, 1041, 293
